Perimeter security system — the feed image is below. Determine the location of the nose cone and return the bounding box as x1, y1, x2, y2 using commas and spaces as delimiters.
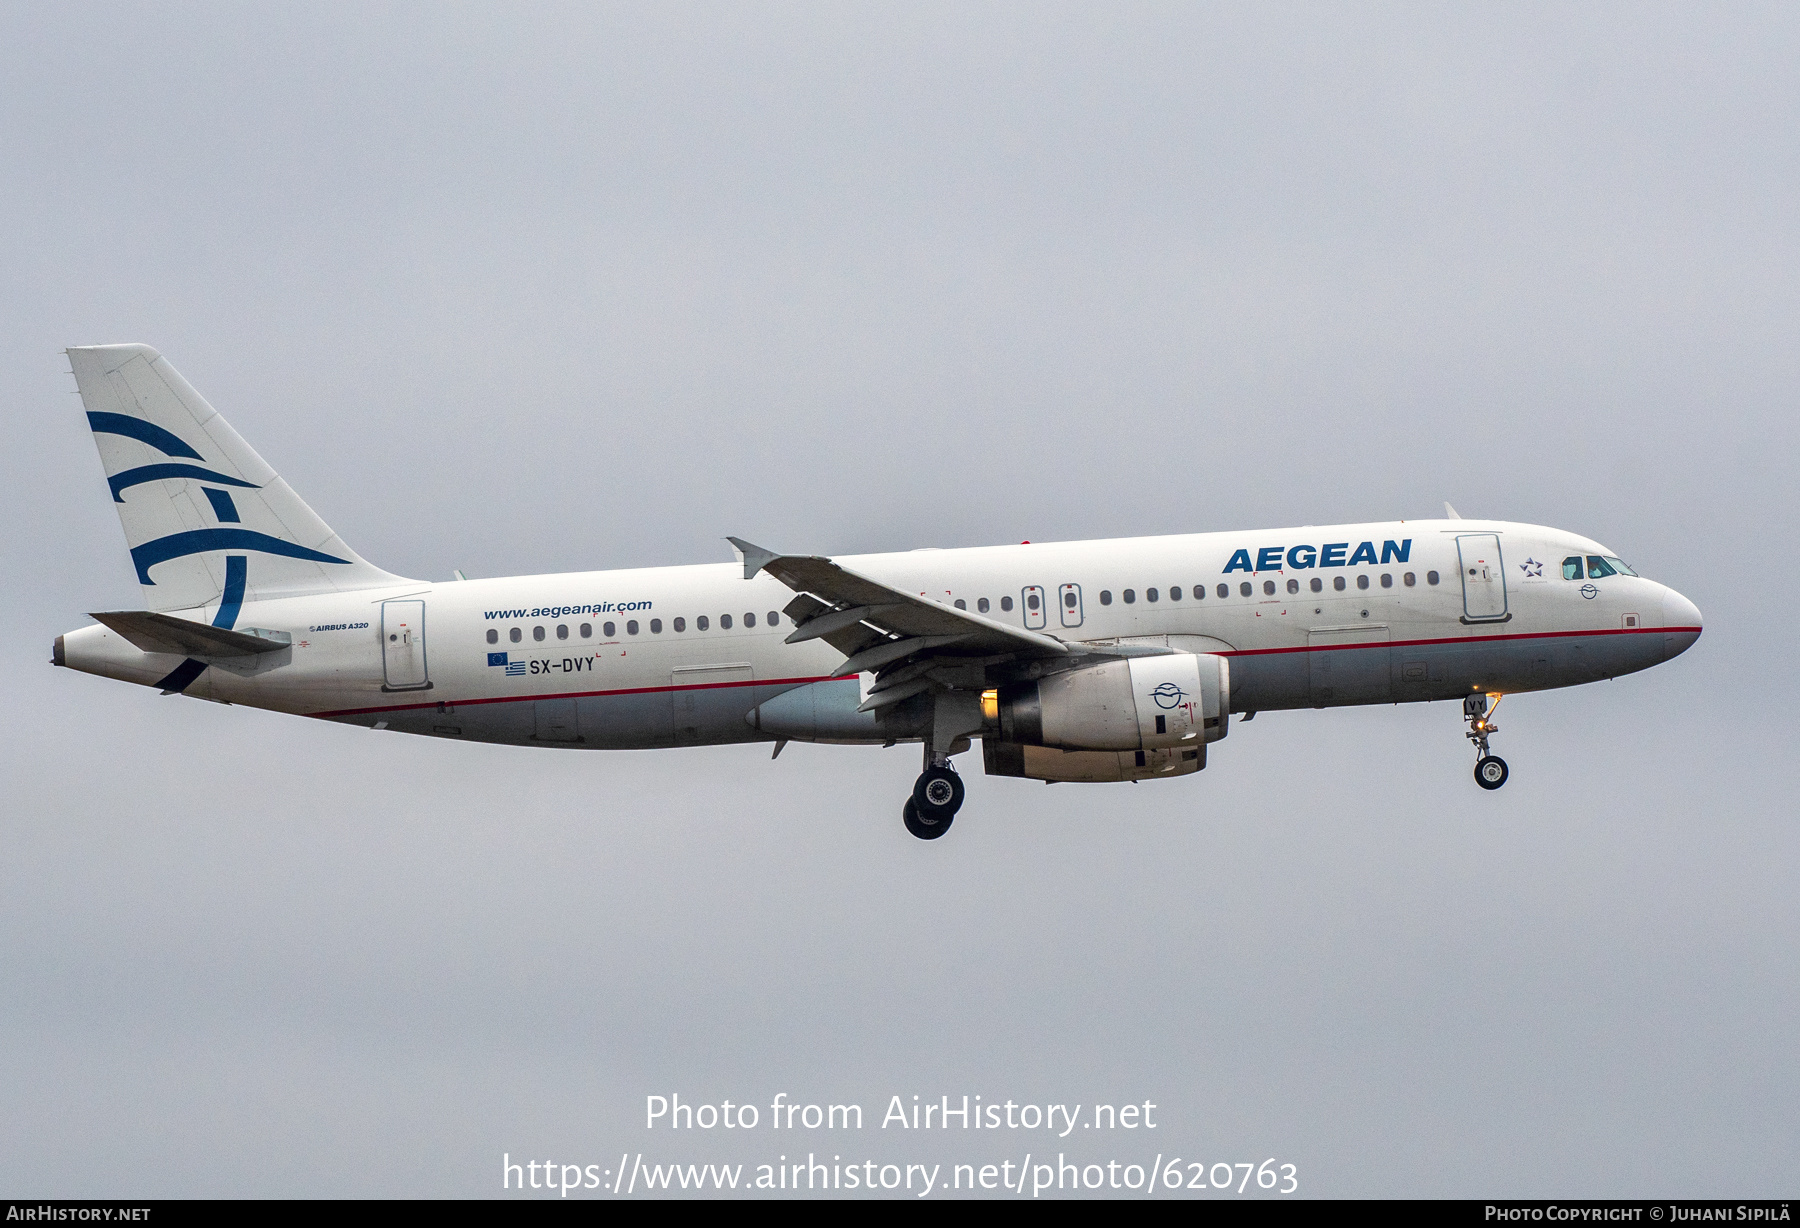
1662, 588, 1703, 661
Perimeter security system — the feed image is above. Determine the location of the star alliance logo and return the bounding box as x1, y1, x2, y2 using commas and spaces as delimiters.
1520, 557, 1544, 578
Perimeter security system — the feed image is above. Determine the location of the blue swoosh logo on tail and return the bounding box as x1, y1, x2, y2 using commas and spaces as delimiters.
212, 556, 247, 629
109, 463, 260, 502
87, 412, 203, 460
131, 529, 351, 585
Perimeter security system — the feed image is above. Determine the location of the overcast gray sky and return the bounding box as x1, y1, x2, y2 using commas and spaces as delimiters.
2, 2, 1795, 1198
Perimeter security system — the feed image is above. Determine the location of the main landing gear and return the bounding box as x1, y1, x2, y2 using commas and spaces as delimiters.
1464, 693, 1509, 790
904, 762, 965, 840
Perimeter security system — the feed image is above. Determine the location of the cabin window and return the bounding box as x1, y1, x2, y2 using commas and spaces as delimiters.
580, 623, 592, 638
1403, 573, 1415, 587
954, 599, 966, 610
1357, 575, 1370, 590
1287, 579, 1299, 594
649, 619, 662, 633
1427, 571, 1440, 585
486, 629, 498, 644
1193, 585, 1205, 599
603, 621, 616, 637
697, 615, 709, 631
533, 626, 546, 641
1310, 577, 1322, 593
1099, 591, 1113, 605
1168, 585, 1181, 601
626, 620, 639, 635
1026, 593, 1040, 611
1123, 589, 1136, 604
977, 598, 990, 613
673, 617, 686, 632
1001, 597, 1013, 612
1334, 576, 1346, 591
1064, 590, 1078, 608
744, 613, 756, 628
721, 614, 733, 628
556, 624, 569, 639
1239, 582, 1252, 597
768, 612, 779, 625
1147, 588, 1160, 602
1217, 584, 1229, 598
1263, 580, 1276, 596
1380, 574, 1393, 588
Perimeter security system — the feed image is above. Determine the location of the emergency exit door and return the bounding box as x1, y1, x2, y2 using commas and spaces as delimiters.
1456, 535, 1509, 622
381, 600, 430, 690
1059, 583, 1084, 628
1022, 585, 1048, 630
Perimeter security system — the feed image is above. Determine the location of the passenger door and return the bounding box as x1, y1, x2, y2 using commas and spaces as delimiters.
380, 600, 430, 690
1456, 534, 1509, 622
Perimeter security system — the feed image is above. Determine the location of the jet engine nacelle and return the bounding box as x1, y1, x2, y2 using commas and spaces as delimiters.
998, 653, 1229, 751
982, 653, 1230, 783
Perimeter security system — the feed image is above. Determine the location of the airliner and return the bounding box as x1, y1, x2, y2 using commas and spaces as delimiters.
54, 345, 1702, 839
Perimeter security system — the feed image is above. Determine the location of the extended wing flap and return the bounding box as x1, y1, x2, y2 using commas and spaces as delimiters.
779, 593, 890, 657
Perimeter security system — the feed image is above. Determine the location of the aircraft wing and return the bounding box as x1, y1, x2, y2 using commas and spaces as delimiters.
729, 537, 1077, 711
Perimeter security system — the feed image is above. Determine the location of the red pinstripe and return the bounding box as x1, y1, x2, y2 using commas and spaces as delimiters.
310, 672, 845, 719
311, 624, 1700, 719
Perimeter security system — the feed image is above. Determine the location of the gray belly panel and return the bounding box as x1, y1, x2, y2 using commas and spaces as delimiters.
1235, 630, 1670, 713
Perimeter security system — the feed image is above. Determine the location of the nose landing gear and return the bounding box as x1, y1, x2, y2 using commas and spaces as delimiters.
1465, 693, 1508, 790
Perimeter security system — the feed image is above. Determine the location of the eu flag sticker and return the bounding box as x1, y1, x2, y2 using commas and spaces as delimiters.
487, 652, 508, 667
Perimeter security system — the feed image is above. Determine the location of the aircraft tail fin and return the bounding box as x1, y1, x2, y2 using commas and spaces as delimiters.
67, 344, 408, 617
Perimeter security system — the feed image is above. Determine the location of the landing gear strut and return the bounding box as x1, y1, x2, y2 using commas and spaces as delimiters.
904, 761, 964, 840
903, 693, 982, 840
1464, 693, 1509, 790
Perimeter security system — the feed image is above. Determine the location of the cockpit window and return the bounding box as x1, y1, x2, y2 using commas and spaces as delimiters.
1605, 556, 1637, 577
1562, 556, 1583, 580
1585, 555, 1618, 578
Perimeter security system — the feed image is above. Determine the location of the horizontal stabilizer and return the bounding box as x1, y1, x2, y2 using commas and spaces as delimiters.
88, 610, 291, 658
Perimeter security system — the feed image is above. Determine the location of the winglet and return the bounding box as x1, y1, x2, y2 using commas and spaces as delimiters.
1444, 502, 1463, 520
727, 536, 781, 580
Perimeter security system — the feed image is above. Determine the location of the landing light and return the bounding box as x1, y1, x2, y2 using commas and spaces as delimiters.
980, 689, 999, 720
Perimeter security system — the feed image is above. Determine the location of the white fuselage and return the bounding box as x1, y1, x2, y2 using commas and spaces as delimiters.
59, 518, 1702, 751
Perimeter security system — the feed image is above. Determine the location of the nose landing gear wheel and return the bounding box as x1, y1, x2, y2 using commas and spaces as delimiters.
904, 798, 953, 840
1463, 694, 1511, 790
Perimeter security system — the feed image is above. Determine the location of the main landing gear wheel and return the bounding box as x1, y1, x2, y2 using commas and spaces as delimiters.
904, 798, 953, 840
912, 765, 964, 818
1474, 755, 1509, 790
905, 764, 963, 840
